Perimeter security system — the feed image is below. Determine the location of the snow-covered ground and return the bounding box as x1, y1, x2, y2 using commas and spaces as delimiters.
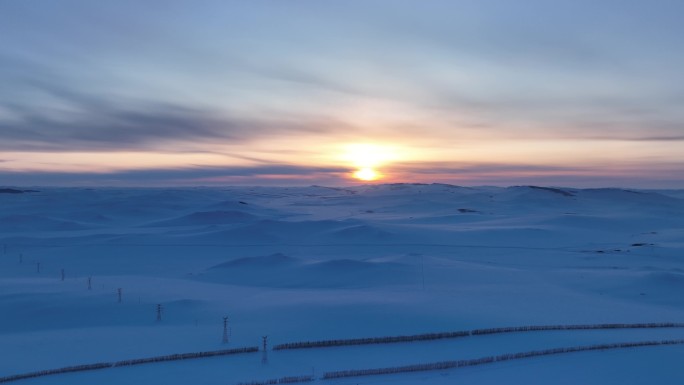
1, 184, 683, 384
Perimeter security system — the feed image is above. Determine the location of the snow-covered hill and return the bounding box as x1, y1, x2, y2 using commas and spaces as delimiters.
0, 184, 683, 384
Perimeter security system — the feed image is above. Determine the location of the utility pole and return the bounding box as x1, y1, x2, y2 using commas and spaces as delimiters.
156, 304, 163, 322
222, 316, 229, 344
421, 254, 425, 290
87, 276, 92, 290
117, 288, 122, 303
261, 336, 268, 364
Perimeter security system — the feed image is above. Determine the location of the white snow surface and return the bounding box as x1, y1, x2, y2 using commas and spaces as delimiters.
1, 184, 683, 384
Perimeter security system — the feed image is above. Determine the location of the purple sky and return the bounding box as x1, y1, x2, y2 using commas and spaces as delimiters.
1, 0, 683, 187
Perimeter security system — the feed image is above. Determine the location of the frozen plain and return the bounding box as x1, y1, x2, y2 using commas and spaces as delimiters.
1, 184, 683, 384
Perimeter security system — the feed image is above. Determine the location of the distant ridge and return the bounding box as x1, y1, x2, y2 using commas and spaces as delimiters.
0, 188, 40, 194
511, 185, 575, 197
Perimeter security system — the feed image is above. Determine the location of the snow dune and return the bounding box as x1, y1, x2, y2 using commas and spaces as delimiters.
0, 184, 683, 384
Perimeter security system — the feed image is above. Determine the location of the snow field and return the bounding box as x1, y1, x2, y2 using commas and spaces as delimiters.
1, 184, 683, 384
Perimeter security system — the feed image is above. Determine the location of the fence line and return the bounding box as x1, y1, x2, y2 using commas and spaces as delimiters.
112, 346, 258, 367
0, 346, 258, 383
273, 322, 684, 350
3, 323, 683, 383
237, 375, 314, 385
322, 339, 684, 379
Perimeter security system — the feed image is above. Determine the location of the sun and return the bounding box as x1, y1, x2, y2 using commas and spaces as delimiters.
353, 167, 379, 181
342, 143, 398, 182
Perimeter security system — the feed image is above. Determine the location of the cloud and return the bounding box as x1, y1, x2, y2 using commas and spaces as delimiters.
5, 162, 684, 188
2, 159, 683, 188
1, 106, 231, 150
389, 160, 684, 189
0, 164, 349, 186
586, 135, 684, 142
393, 161, 592, 175
0, 83, 352, 152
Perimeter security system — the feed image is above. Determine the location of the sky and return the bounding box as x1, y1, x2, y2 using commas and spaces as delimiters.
1, 0, 683, 187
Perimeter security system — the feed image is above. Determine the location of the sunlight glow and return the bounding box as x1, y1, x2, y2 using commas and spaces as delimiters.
353, 167, 379, 181
342, 143, 399, 168
340, 143, 401, 182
